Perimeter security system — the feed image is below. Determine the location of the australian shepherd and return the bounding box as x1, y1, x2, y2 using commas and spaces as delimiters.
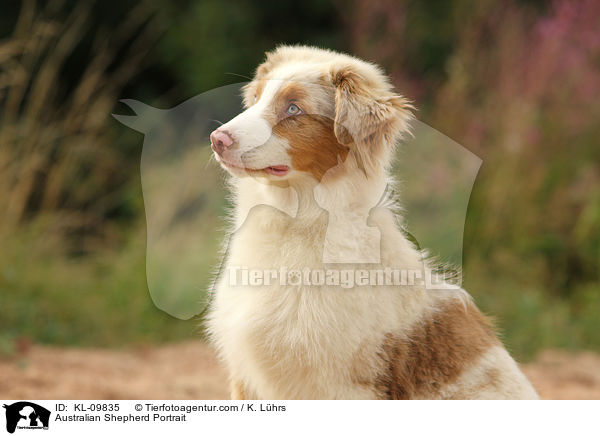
207, 45, 538, 399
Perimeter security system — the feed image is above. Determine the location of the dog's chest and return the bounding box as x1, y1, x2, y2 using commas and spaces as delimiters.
211, 279, 385, 399
210, 208, 392, 397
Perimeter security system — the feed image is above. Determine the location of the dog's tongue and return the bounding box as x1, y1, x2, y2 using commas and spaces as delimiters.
264, 165, 290, 176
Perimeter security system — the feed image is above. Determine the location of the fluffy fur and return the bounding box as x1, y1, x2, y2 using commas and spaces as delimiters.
207, 45, 538, 399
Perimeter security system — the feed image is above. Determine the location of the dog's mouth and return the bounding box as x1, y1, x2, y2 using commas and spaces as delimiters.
262, 165, 290, 176
216, 156, 290, 177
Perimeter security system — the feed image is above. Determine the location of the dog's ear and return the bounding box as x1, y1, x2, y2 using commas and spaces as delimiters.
330, 66, 413, 171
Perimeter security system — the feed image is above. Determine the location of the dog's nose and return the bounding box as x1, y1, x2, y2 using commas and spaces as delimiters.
210, 129, 233, 155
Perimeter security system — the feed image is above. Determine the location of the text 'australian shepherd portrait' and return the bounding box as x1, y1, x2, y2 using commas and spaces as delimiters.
206, 45, 538, 400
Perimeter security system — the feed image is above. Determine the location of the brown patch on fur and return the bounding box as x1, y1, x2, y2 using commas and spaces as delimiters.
230, 378, 247, 400
374, 299, 499, 399
329, 66, 413, 173
254, 80, 266, 102
260, 81, 313, 126
274, 82, 309, 107
273, 114, 349, 180
242, 79, 266, 108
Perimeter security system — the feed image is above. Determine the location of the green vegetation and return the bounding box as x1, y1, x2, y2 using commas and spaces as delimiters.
0, 0, 598, 361
1, 230, 195, 347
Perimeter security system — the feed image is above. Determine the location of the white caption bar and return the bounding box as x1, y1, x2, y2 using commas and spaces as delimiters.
0, 400, 597, 436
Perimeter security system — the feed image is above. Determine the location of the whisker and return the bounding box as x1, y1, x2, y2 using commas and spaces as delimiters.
204, 152, 216, 169
225, 72, 253, 81
210, 119, 224, 126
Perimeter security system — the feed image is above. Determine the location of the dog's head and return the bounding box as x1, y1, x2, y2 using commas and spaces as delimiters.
210, 46, 413, 183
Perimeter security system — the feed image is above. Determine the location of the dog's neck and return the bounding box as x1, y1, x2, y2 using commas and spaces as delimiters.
231, 160, 389, 231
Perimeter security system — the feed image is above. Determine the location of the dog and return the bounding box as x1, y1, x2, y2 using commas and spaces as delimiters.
207, 45, 538, 399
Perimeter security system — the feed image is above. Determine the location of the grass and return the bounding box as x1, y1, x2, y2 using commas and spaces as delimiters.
465, 258, 600, 361
0, 228, 199, 349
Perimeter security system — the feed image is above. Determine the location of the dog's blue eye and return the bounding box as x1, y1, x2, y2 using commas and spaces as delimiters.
286, 103, 301, 116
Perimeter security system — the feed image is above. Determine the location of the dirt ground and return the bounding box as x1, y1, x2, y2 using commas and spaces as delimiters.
1, 341, 599, 400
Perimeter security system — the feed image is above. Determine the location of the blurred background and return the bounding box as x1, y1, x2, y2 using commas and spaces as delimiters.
0, 0, 599, 398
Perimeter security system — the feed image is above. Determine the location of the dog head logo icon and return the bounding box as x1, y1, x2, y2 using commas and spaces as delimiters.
3, 402, 50, 434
